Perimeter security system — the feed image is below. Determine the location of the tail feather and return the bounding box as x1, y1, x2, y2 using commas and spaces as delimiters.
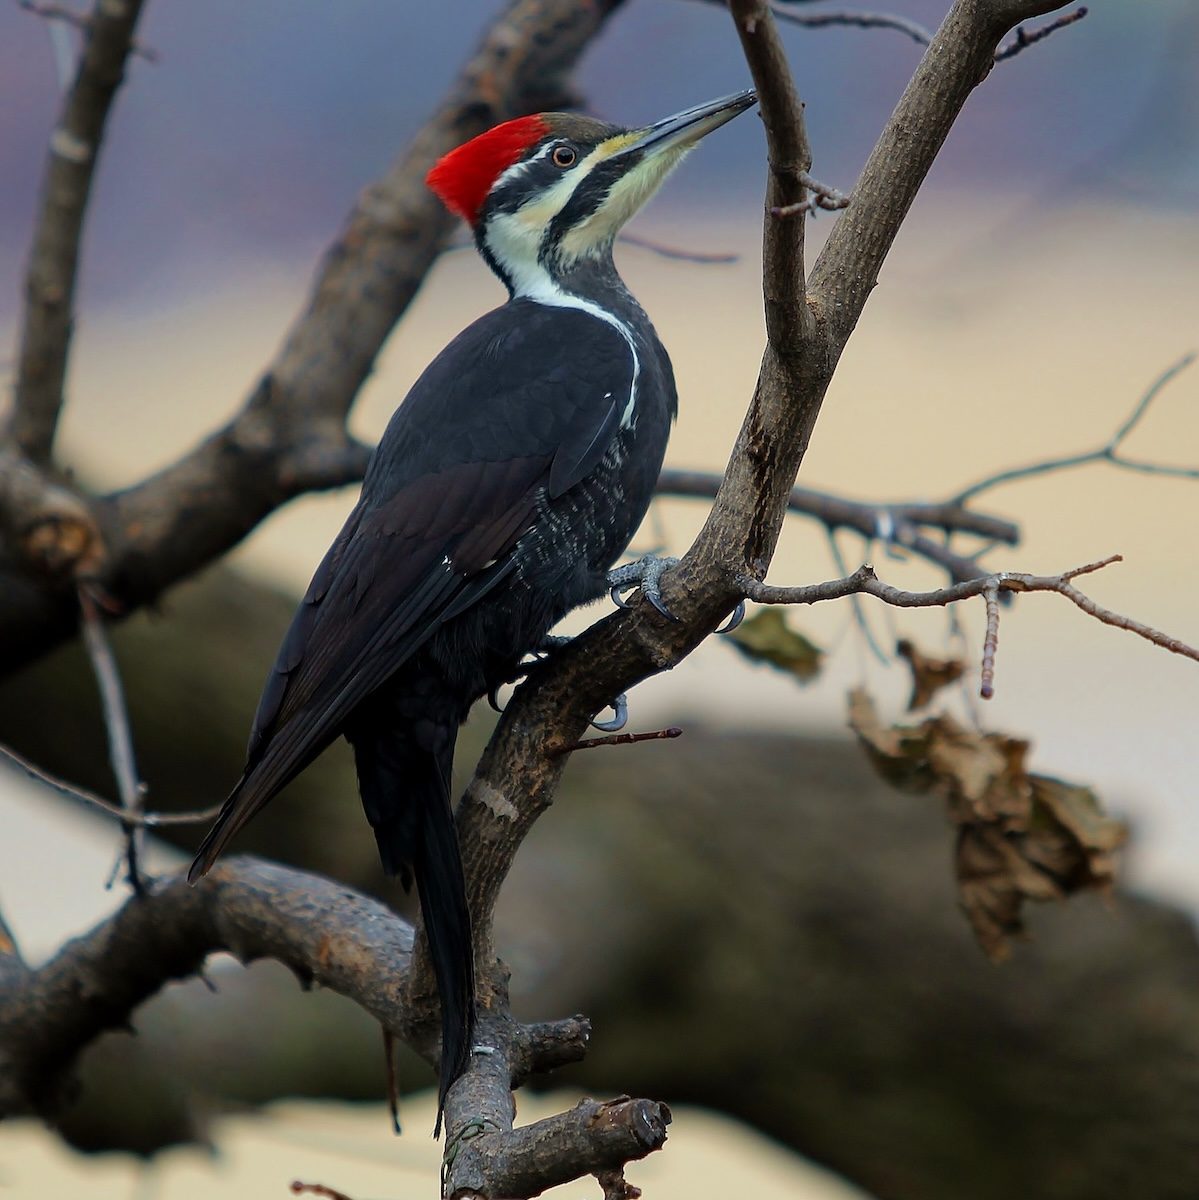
188, 769, 261, 884
413, 779, 475, 1134
350, 717, 475, 1136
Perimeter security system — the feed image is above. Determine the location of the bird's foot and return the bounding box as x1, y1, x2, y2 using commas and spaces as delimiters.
487, 636, 628, 731
715, 600, 746, 634
591, 693, 628, 732
608, 555, 681, 621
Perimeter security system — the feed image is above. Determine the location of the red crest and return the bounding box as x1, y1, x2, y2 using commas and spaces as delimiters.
426, 115, 550, 226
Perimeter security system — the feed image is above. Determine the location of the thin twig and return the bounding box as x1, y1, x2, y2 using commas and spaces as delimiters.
773, 6, 933, 47
617, 231, 739, 264
738, 555, 1199, 667
980, 581, 1000, 699
954, 353, 1199, 504
770, 170, 850, 219
290, 1182, 356, 1200
77, 585, 146, 892
547, 727, 683, 758
698, 0, 935, 46
994, 6, 1088, 62
446, 230, 741, 264
0, 740, 223, 828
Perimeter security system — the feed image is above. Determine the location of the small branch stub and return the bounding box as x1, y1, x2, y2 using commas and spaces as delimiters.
771, 170, 850, 219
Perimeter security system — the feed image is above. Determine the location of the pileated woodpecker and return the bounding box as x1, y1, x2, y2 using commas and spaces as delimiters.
189, 89, 756, 1130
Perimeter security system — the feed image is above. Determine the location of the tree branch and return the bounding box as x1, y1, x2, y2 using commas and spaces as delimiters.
737, 556, 1199, 695
0, 858, 415, 1119
6, 0, 148, 463
0, 856, 649, 1196
0, 0, 627, 676
77, 584, 147, 891
953, 352, 1199, 503
655, 467, 1020, 582
994, 5, 1087, 60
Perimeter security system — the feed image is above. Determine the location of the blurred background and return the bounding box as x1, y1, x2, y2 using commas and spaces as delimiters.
1, 1, 1197, 1198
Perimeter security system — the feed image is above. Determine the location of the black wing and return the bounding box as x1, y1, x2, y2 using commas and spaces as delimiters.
189, 300, 634, 877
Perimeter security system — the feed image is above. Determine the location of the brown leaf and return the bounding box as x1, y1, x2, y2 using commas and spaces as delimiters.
897, 638, 965, 710
725, 608, 823, 683
848, 689, 1127, 962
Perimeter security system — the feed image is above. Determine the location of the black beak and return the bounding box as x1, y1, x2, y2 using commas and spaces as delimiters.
609, 89, 758, 160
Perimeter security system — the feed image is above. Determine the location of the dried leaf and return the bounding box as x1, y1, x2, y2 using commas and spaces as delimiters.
725, 608, 823, 683
896, 638, 965, 710
848, 689, 1127, 962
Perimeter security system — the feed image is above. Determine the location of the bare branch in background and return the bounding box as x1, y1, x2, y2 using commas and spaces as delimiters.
77, 585, 146, 891
7, 0, 148, 462
772, 5, 935, 47
656, 467, 1021, 583
994, 5, 1088, 60
617, 231, 739, 263
693, 0, 936, 47
739, 555, 1199, 696
954, 352, 1199, 503
0, 740, 224, 829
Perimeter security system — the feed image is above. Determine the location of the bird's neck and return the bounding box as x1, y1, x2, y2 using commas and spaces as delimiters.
478, 226, 643, 326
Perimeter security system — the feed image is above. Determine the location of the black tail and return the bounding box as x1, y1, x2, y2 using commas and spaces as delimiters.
348, 713, 475, 1136
413, 771, 474, 1134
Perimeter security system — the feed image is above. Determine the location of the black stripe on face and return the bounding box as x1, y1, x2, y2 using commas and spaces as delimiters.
542, 152, 642, 260
486, 140, 559, 217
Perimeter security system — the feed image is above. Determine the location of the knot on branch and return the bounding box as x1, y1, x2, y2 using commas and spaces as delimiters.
0, 450, 106, 579
22, 507, 106, 578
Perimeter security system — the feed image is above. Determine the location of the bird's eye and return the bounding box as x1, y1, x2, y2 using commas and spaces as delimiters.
551, 145, 577, 169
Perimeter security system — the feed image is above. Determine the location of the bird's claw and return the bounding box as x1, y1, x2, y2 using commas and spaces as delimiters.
488, 634, 575, 714
606, 555, 681, 621
591, 693, 628, 732
715, 600, 746, 635
537, 633, 573, 655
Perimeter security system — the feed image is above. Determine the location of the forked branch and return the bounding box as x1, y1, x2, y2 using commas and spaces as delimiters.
739, 555, 1199, 698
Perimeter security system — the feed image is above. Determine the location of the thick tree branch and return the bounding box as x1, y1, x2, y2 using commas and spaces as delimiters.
6, 0, 148, 463
0, 857, 415, 1119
